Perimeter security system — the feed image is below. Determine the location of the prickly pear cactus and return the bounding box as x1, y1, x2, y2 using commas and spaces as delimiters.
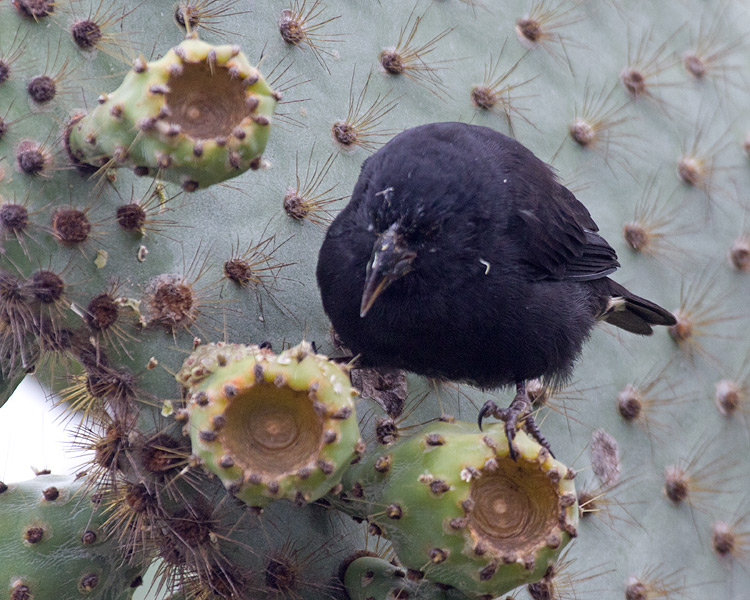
342, 555, 460, 600
0, 473, 147, 599
1, 0, 749, 599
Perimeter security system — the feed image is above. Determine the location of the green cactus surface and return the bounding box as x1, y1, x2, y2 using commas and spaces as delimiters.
343, 555, 457, 600
0, 473, 148, 600
1, 0, 749, 598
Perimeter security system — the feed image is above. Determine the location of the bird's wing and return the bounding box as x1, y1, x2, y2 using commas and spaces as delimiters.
512, 184, 620, 282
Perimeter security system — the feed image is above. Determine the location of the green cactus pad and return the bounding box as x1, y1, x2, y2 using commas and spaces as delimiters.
343, 555, 461, 600
0, 474, 146, 600
340, 421, 578, 599
182, 341, 363, 507
66, 36, 277, 191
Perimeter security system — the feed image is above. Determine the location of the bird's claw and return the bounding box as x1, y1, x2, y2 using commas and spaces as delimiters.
478, 400, 521, 460
505, 420, 520, 461
477, 390, 555, 460
477, 400, 498, 431
523, 412, 555, 459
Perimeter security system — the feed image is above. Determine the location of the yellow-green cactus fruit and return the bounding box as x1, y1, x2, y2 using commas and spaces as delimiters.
339, 420, 578, 599
180, 341, 363, 508
66, 36, 277, 191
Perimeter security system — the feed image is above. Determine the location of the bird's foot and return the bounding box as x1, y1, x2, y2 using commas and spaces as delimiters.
521, 410, 555, 459
478, 384, 555, 461
478, 396, 524, 460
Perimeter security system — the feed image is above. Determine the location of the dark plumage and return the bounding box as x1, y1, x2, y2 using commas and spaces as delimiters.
316, 122, 676, 457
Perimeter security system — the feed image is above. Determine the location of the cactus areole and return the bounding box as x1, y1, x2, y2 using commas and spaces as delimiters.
66, 37, 277, 190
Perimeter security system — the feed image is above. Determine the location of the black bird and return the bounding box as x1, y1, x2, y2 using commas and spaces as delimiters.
316, 122, 676, 458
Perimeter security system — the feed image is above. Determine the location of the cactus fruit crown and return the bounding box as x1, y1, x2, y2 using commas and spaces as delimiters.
180, 341, 362, 507
66, 37, 278, 190
337, 420, 578, 597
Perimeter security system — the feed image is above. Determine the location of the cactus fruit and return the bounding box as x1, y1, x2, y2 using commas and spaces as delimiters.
66, 37, 278, 191
338, 421, 578, 598
179, 341, 363, 507
0, 473, 147, 600
1, 0, 749, 599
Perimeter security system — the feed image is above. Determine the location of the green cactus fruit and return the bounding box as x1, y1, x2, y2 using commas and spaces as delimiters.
181, 341, 363, 507
0, 473, 147, 600
339, 420, 578, 599
343, 555, 462, 600
176, 341, 258, 388
65, 36, 277, 191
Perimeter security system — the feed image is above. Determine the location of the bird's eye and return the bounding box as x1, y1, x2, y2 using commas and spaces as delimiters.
393, 251, 417, 277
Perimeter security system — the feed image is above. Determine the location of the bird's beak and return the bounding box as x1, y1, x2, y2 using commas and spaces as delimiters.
360, 224, 416, 318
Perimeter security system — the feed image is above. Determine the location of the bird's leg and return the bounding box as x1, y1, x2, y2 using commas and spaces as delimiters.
477, 382, 529, 460
478, 381, 555, 460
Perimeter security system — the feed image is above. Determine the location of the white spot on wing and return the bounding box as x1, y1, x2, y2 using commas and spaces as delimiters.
375, 187, 394, 201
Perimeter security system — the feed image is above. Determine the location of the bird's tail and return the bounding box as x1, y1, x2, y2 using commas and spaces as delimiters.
595, 279, 677, 335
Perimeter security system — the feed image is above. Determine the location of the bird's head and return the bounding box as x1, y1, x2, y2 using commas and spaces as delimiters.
360, 222, 417, 317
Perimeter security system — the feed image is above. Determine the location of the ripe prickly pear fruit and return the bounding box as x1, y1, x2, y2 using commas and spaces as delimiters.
66, 36, 277, 191
179, 341, 363, 507
338, 420, 578, 599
